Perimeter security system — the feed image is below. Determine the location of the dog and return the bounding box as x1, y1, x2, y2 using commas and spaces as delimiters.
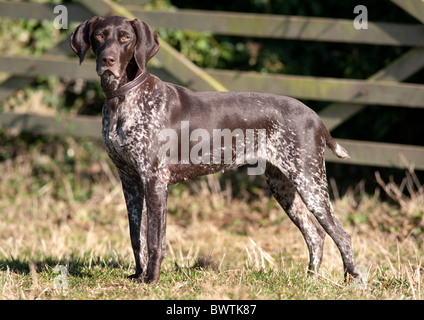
70, 16, 361, 283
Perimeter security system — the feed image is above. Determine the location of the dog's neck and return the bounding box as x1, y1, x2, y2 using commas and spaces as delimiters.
101, 69, 147, 132
100, 72, 127, 132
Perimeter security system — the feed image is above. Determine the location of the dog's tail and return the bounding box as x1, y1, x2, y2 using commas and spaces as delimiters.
323, 124, 350, 159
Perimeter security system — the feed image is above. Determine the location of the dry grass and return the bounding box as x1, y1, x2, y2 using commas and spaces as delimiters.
0, 134, 423, 299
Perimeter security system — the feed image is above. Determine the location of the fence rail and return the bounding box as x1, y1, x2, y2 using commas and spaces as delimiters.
1, 0, 424, 171
132, 8, 424, 46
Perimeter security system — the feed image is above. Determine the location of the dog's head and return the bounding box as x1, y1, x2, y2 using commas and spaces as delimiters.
70, 16, 160, 79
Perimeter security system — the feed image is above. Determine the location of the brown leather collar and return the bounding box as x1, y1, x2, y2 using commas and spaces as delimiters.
102, 72, 149, 99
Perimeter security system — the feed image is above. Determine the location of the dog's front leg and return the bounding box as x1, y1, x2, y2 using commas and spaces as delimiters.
119, 173, 148, 282
144, 176, 168, 283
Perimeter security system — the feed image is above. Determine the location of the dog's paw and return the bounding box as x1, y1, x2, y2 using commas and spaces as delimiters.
127, 273, 144, 283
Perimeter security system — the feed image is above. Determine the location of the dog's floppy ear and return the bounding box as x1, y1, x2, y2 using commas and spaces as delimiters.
130, 19, 160, 71
70, 16, 100, 64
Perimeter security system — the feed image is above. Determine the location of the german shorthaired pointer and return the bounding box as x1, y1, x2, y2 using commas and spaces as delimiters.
70, 16, 361, 283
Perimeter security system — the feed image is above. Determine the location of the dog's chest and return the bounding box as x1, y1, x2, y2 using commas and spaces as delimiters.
103, 119, 144, 163
101, 90, 165, 171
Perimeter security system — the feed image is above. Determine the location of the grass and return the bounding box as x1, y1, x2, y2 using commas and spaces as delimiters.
0, 132, 423, 300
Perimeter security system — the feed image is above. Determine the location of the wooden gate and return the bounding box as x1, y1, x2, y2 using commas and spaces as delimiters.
0, 0, 423, 170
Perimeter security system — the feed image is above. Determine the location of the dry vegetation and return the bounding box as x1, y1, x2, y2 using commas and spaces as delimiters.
0, 133, 423, 300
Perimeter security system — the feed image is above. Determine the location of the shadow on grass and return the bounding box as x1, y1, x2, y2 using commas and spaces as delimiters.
0, 254, 131, 279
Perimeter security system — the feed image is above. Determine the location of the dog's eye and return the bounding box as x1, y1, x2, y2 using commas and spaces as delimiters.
121, 35, 130, 41
96, 34, 104, 39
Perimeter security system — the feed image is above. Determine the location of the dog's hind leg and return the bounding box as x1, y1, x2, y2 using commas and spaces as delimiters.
288, 152, 361, 281
265, 164, 326, 275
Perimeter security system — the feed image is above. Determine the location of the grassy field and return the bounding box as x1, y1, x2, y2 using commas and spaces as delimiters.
0, 133, 423, 300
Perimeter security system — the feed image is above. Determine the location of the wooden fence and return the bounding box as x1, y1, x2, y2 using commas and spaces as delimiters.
0, 0, 424, 170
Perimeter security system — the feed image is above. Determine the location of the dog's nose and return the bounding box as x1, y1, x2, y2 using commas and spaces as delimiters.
102, 54, 116, 67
